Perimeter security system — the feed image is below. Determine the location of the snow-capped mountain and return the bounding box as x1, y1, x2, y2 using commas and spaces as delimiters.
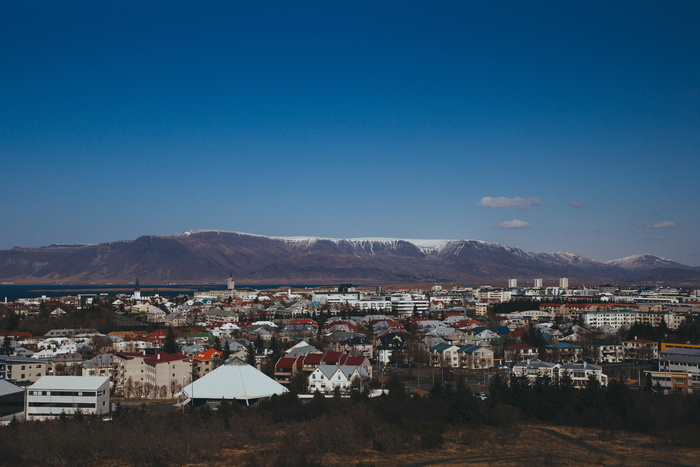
606, 254, 688, 270
0, 230, 695, 284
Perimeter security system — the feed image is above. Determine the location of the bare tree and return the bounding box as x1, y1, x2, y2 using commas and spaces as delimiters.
125, 377, 134, 399
169, 379, 181, 399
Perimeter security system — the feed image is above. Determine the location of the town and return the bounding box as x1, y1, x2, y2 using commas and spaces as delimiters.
1, 277, 700, 464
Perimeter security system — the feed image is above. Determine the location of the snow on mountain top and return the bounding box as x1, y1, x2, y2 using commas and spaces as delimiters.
275, 236, 459, 253
606, 253, 681, 268
607, 253, 673, 263
176, 230, 497, 253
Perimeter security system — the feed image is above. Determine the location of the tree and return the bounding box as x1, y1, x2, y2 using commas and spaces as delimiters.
222, 340, 231, 361
1, 335, 12, 356
246, 344, 257, 367
162, 327, 179, 354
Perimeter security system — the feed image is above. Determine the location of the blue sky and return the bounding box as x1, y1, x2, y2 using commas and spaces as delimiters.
1, 1, 699, 265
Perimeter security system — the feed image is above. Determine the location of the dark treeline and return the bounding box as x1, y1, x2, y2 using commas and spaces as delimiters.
487, 372, 700, 443
2, 372, 699, 466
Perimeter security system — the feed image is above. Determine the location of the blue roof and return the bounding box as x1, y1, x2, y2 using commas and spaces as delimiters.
430, 342, 454, 352
546, 342, 582, 349
458, 344, 485, 353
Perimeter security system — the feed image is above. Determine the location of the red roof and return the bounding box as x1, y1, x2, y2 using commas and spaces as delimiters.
340, 355, 366, 366
322, 351, 343, 364
1, 331, 32, 338
275, 357, 297, 370
193, 348, 222, 361
302, 353, 323, 365
144, 352, 188, 364
506, 343, 538, 350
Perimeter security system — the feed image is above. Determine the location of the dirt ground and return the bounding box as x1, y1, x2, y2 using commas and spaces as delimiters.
201, 424, 699, 466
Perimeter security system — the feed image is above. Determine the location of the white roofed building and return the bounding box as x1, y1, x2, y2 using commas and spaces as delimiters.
26, 375, 110, 420
181, 360, 287, 407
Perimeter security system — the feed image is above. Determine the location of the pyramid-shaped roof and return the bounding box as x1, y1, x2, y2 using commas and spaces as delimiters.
182, 362, 287, 402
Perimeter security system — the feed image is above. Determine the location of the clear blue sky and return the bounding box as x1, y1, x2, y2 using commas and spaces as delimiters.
1, 1, 699, 265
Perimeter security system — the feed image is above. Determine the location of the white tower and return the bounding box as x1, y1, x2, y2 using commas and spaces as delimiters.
559, 277, 569, 289
227, 273, 235, 291
508, 279, 517, 289
534, 278, 543, 288
133, 278, 142, 301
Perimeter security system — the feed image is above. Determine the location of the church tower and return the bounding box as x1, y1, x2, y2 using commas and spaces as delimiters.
227, 273, 235, 292
134, 278, 142, 301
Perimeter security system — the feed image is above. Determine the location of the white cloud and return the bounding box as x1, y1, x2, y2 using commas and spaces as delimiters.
479, 196, 544, 210
570, 201, 584, 208
647, 221, 678, 229
494, 219, 530, 229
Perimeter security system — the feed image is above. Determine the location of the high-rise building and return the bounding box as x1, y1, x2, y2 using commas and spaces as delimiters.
559, 277, 569, 289
534, 278, 543, 288
508, 279, 517, 289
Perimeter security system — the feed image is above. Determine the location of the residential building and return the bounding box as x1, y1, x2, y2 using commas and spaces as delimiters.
307, 364, 370, 394
545, 343, 583, 363
458, 344, 494, 369
623, 339, 659, 361
585, 343, 624, 364
558, 362, 608, 387
143, 352, 191, 398
504, 343, 540, 363
512, 359, 557, 383
0, 356, 47, 385
430, 343, 460, 368
81, 353, 117, 384
192, 348, 223, 378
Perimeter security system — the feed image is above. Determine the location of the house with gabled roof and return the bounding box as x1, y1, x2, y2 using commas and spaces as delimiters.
308, 364, 370, 394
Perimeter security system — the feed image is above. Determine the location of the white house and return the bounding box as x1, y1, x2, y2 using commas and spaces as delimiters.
307, 364, 370, 394
26, 376, 110, 420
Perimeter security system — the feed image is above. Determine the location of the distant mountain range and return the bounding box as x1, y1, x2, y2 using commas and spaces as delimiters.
1, 230, 699, 285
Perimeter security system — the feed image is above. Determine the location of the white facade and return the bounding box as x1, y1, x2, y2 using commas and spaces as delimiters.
391, 295, 429, 316
534, 278, 543, 288
307, 364, 369, 394
581, 310, 685, 330
26, 376, 110, 420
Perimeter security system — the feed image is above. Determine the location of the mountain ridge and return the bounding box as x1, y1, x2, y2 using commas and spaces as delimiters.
0, 230, 697, 285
